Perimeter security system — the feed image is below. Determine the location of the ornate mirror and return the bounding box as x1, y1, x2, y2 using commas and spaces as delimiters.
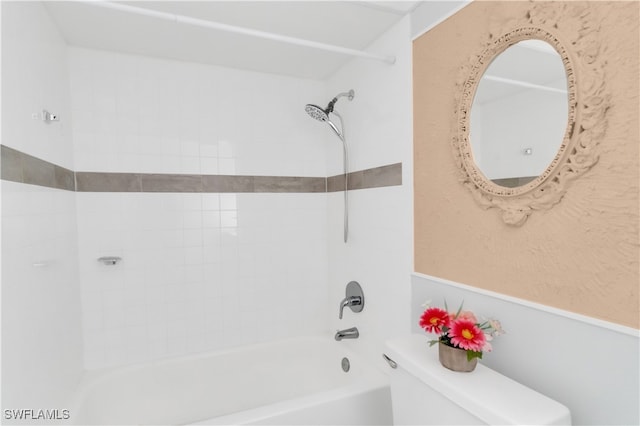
453, 5, 609, 226
470, 39, 568, 189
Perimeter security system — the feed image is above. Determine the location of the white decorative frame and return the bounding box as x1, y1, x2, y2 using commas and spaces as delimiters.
452, 3, 609, 226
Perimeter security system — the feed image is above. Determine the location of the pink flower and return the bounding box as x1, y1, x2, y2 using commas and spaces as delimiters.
454, 310, 477, 323
419, 307, 450, 334
448, 318, 486, 352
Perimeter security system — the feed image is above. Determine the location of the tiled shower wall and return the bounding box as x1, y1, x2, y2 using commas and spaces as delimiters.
68, 48, 329, 177
3, 4, 409, 378
1, 1, 83, 410
326, 16, 413, 369
76, 192, 327, 368
69, 48, 331, 369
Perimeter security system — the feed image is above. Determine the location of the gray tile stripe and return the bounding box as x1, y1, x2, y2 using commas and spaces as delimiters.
327, 163, 402, 192
75, 173, 328, 193
1, 145, 400, 193
1, 145, 75, 191
75, 172, 142, 192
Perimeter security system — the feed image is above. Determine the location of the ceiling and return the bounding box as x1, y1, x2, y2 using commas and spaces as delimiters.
45, 1, 421, 80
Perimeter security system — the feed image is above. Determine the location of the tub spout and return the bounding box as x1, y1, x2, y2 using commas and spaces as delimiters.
335, 327, 359, 341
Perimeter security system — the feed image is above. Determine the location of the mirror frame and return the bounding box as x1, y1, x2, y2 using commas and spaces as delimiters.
452, 4, 609, 226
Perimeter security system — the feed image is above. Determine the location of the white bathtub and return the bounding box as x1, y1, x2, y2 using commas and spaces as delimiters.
70, 335, 392, 425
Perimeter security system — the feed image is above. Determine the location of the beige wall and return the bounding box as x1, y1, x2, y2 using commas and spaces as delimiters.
413, 1, 639, 329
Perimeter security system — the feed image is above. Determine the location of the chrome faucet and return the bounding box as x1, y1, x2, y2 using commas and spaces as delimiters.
339, 281, 365, 319
335, 327, 359, 341
339, 295, 362, 319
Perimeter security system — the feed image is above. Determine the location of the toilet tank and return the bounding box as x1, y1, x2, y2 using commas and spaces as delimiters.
384, 334, 571, 425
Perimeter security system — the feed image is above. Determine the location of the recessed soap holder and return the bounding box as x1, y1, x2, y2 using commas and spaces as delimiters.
98, 256, 122, 266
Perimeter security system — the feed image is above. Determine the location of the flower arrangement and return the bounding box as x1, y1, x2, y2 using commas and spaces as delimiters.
419, 300, 504, 362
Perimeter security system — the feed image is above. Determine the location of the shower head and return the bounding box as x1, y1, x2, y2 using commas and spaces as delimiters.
305, 89, 354, 140
305, 90, 354, 122
304, 90, 354, 244
305, 104, 329, 122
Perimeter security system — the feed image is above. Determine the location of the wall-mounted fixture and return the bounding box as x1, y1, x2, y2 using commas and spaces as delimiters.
42, 110, 60, 123
306, 90, 355, 243
338, 280, 364, 319
335, 327, 359, 341
335, 327, 360, 342
98, 256, 122, 265
451, 2, 609, 226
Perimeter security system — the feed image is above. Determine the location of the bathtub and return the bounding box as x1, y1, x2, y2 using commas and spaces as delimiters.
70, 335, 392, 425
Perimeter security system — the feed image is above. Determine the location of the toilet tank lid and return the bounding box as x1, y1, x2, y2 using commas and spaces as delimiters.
384, 334, 571, 426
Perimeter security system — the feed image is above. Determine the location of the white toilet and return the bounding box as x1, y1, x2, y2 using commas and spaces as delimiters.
384, 334, 571, 425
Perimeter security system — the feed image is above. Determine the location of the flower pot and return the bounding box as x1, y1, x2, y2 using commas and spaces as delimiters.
438, 342, 477, 372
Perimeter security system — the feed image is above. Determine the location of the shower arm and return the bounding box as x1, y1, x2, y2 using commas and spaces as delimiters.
330, 111, 349, 243
327, 90, 355, 114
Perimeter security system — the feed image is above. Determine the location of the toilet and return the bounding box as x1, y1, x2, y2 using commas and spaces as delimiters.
384, 334, 571, 425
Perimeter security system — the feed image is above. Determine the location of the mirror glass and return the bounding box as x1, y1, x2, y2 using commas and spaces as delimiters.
469, 40, 568, 188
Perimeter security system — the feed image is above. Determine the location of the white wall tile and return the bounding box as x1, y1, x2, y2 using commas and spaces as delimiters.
1, 1, 83, 412
326, 17, 414, 371
69, 48, 328, 177
1, 181, 84, 409
76, 189, 328, 369
1, 2, 75, 170
8, 7, 410, 376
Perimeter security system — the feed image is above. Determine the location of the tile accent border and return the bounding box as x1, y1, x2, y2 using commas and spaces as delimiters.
1, 145, 401, 193
75, 172, 327, 193
327, 163, 402, 192
1, 145, 75, 191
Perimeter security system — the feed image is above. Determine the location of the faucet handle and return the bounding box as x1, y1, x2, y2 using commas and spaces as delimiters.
339, 296, 361, 319
338, 281, 365, 319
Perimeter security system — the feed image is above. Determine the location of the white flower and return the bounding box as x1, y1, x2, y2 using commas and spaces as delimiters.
488, 319, 505, 337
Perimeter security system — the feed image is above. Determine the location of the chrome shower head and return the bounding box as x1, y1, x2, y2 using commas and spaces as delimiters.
304, 90, 354, 244
305, 90, 354, 120
305, 89, 354, 138
305, 104, 329, 122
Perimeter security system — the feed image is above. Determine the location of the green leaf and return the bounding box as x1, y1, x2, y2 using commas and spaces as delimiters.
467, 350, 483, 362
429, 340, 438, 347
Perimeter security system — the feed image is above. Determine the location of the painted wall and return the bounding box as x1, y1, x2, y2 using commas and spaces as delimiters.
1, 1, 84, 414
68, 48, 330, 369
326, 16, 414, 370
413, 1, 639, 329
